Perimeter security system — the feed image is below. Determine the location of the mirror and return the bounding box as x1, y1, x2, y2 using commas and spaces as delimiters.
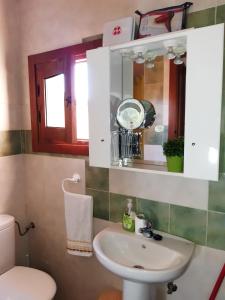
111, 45, 186, 167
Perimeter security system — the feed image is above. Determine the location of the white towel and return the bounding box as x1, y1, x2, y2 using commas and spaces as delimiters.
64, 190, 93, 257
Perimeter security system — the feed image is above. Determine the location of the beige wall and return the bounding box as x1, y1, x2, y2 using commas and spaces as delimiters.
0, 0, 27, 265
0, 0, 22, 130
24, 155, 121, 300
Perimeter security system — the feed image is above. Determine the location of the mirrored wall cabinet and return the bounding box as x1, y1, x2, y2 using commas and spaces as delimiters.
87, 24, 224, 181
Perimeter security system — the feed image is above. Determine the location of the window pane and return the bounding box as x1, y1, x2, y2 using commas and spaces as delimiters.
74, 59, 89, 140
45, 74, 65, 127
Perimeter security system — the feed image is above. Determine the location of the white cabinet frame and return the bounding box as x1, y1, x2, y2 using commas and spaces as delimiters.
87, 24, 224, 181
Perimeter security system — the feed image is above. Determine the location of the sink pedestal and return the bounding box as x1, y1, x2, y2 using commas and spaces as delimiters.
123, 280, 154, 300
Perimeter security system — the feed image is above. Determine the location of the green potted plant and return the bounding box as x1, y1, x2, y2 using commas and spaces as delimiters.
163, 137, 184, 172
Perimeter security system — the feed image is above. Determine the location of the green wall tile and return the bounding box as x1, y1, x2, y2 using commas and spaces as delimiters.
137, 198, 169, 232
219, 90, 225, 173
216, 4, 225, 24
0, 130, 22, 156
220, 135, 225, 174
187, 8, 215, 28
87, 188, 109, 220
110, 193, 136, 222
207, 211, 225, 250
209, 174, 225, 213
21, 130, 33, 154
86, 165, 109, 191
222, 46, 225, 92
170, 205, 207, 245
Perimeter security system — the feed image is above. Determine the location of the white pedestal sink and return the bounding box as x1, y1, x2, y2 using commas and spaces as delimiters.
93, 224, 194, 300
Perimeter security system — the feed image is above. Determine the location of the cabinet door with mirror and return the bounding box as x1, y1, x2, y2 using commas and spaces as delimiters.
87, 24, 224, 181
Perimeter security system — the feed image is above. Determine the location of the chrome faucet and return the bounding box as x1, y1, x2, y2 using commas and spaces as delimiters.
139, 221, 163, 241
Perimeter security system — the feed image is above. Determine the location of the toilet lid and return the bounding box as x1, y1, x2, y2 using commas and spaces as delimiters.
0, 266, 56, 300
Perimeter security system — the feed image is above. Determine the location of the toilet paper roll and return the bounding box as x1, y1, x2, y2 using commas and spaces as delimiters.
135, 214, 147, 235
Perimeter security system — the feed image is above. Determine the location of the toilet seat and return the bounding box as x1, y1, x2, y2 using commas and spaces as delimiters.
0, 266, 56, 300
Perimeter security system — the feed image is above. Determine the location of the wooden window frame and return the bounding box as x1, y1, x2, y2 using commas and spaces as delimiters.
28, 39, 102, 155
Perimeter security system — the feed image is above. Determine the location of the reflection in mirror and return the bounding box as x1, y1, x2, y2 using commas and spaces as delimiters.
133, 56, 185, 163
111, 46, 186, 168
133, 56, 168, 164
132, 55, 186, 165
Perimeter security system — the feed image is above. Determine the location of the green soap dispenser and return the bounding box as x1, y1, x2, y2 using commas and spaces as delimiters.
122, 198, 136, 232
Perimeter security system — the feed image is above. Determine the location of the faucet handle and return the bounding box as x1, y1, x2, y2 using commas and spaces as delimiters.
139, 220, 163, 241
139, 227, 153, 238
146, 220, 153, 229
139, 221, 153, 237
139, 220, 152, 233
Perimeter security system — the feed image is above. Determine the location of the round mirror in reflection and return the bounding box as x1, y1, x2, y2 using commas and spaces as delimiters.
116, 98, 145, 130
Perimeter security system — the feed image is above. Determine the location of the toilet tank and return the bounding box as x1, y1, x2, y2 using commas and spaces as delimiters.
0, 215, 15, 275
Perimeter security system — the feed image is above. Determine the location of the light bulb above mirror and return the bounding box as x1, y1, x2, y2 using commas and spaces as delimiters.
145, 58, 155, 69
135, 52, 145, 64
174, 54, 183, 65
173, 45, 186, 65
145, 51, 157, 69
119, 41, 186, 66
166, 46, 176, 60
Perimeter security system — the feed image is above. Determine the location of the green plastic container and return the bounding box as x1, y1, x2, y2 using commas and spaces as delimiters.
166, 156, 184, 173
122, 213, 135, 232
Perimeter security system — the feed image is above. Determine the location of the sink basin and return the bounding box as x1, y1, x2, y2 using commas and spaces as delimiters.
93, 224, 194, 300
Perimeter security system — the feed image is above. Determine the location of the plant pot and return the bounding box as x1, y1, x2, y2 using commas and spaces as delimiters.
166, 156, 183, 173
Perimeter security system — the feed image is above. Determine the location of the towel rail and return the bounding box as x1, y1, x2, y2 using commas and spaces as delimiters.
62, 173, 81, 193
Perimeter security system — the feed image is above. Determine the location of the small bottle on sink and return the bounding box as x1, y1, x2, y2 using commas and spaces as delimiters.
122, 199, 136, 232
135, 214, 147, 235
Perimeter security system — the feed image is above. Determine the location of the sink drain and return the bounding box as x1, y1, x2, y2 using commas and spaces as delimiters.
133, 265, 144, 270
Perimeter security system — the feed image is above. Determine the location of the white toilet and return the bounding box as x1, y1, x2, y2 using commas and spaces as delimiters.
0, 214, 56, 300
